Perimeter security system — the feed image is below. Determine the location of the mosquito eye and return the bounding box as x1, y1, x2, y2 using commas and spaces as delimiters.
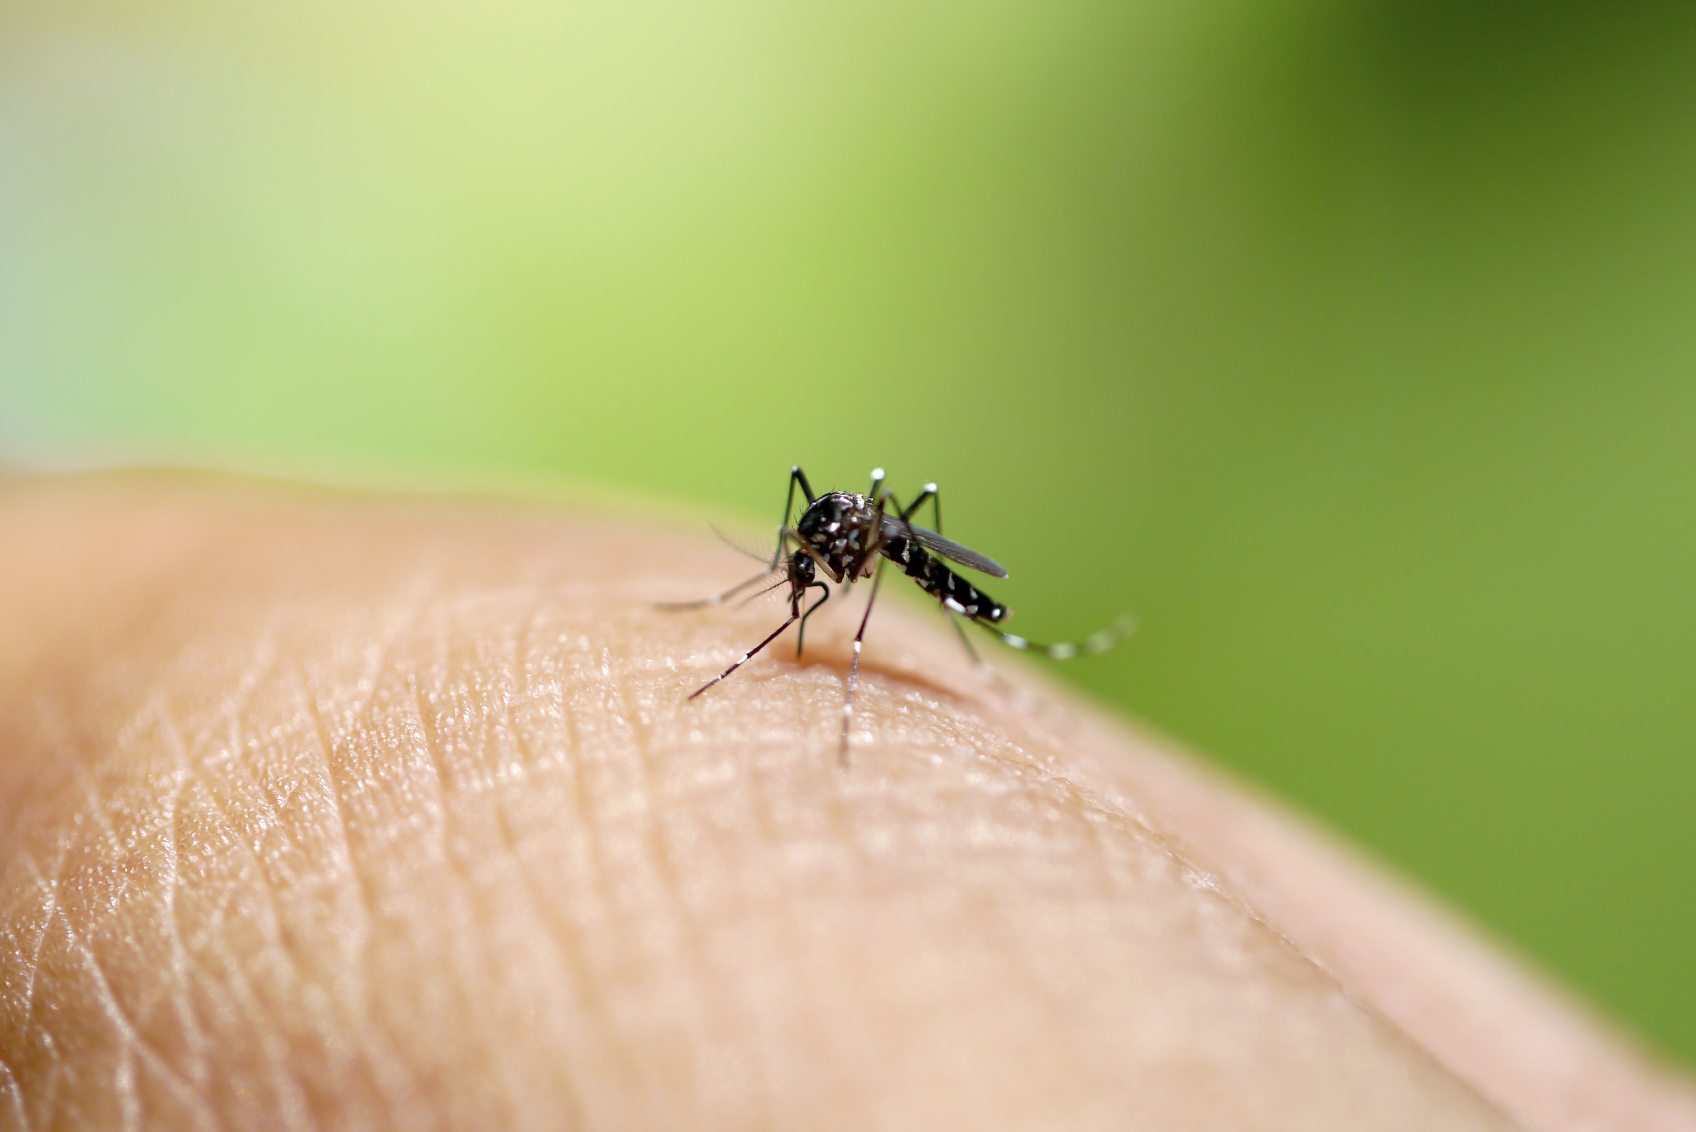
791, 553, 815, 582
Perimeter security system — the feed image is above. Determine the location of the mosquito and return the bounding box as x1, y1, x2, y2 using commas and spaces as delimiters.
662, 467, 1133, 761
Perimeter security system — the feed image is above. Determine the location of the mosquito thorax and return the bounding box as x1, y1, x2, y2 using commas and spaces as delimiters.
795, 491, 881, 580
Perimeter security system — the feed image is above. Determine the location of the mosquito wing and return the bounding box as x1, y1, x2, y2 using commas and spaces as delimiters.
879, 516, 1009, 578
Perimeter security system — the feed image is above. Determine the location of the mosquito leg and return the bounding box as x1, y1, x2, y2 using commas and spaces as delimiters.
840, 558, 886, 765
795, 582, 831, 657
949, 611, 987, 669
687, 610, 802, 700
972, 613, 1138, 660
899, 481, 940, 529
775, 467, 815, 568
868, 467, 885, 503
792, 466, 816, 505
879, 488, 909, 561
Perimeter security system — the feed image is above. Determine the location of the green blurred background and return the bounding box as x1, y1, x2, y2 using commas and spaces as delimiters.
3, 0, 1693, 1064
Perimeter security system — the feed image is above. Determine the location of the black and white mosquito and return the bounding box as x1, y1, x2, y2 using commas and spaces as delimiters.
661, 467, 1133, 761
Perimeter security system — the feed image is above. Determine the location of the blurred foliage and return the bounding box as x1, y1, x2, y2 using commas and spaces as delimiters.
3, 0, 1694, 1062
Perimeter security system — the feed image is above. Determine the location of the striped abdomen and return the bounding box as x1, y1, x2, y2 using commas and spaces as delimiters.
882, 535, 1008, 623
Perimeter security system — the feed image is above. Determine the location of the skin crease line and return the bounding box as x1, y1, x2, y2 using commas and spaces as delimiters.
0, 471, 1692, 1131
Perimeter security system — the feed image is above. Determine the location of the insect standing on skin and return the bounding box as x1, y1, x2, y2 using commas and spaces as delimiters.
659, 467, 1133, 762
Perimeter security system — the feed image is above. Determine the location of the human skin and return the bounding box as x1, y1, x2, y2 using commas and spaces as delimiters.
0, 473, 1693, 1131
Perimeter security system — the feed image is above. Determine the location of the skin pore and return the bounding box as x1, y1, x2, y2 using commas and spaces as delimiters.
0, 472, 1692, 1131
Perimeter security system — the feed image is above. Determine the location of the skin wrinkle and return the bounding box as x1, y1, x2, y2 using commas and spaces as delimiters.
170, 691, 317, 1132
291, 659, 420, 1126
586, 640, 701, 1126
586, 635, 683, 1127
148, 702, 210, 1091
746, 634, 1472, 1115
460, 594, 587, 1124
11, 849, 60, 1077
290, 664, 376, 1001
543, 616, 668, 1125
614, 640, 723, 1093
979, 747, 1219, 923
4, 477, 1691, 1131
176, 593, 320, 1103
31, 1057, 56, 1132
0, 1049, 25, 1132
495, 600, 618, 1128
242, 658, 344, 1126
115, 1040, 135, 1132
0, 704, 65, 864
746, 750, 838, 1126
692, 751, 788, 1128
33, 627, 1465, 1132
53, 748, 190, 1122
405, 633, 493, 1126
71, 705, 216, 1132
763, 637, 864, 901
519, 608, 648, 1127
487, 720, 593, 1129
723, 795, 785, 1132
347, 662, 460, 1130
171, 786, 311, 1132
630, 560, 780, 1126
67, 762, 124, 862
45, 872, 204, 1124
419, 603, 539, 1125
1010, 693, 1695, 1132
660, 675, 823, 1122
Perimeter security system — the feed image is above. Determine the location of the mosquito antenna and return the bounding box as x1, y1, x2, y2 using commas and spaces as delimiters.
734, 575, 794, 607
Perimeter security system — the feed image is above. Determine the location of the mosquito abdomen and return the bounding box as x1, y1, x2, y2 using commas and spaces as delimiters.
885, 535, 1007, 623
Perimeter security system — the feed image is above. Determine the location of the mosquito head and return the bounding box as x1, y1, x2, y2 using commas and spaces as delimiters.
786, 549, 816, 588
